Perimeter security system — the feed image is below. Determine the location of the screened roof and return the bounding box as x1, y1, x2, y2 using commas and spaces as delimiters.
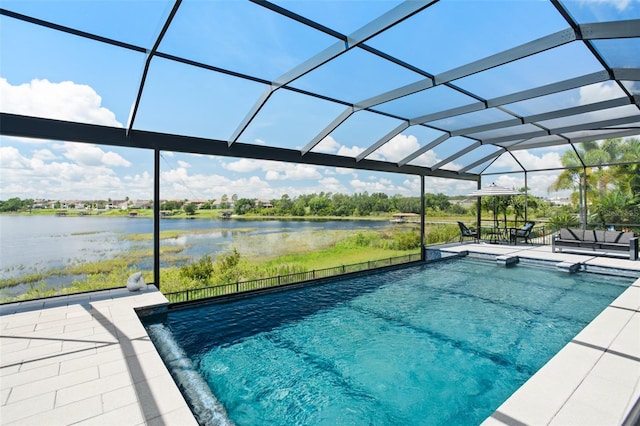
1, 0, 639, 183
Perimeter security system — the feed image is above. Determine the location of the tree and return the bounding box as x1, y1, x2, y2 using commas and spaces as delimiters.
308, 195, 333, 215
592, 191, 639, 228
548, 138, 638, 227
161, 200, 184, 210
184, 203, 197, 216
220, 194, 230, 209
234, 198, 255, 215
0, 197, 23, 212
276, 194, 293, 215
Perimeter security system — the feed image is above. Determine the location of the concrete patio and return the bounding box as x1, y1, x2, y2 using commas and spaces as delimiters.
0, 244, 638, 425
0, 287, 196, 425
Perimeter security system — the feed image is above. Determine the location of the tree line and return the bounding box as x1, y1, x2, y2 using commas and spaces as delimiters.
232, 192, 470, 217
157, 192, 469, 217
0, 198, 34, 212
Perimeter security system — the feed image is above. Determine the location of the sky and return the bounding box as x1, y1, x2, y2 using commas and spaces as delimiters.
1, 0, 638, 202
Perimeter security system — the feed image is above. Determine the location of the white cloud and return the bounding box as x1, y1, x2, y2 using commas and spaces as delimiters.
337, 145, 365, 157
0, 146, 30, 169
264, 164, 323, 181
177, 160, 191, 168
369, 134, 421, 162
579, 81, 621, 105
313, 136, 341, 154
350, 178, 398, 193
0, 145, 141, 200
55, 142, 131, 167
517, 150, 562, 170
335, 167, 357, 176
265, 170, 280, 181
318, 177, 348, 193
223, 158, 323, 181
33, 149, 58, 161
580, 0, 631, 11
0, 78, 122, 126
223, 158, 264, 173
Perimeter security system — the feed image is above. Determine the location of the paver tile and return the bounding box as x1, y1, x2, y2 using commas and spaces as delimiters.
0, 339, 30, 354
8, 365, 98, 404
549, 395, 617, 426
589, 351, 640, 387
1, 387, 11, 406
608, 312, 639, 354
55, 371, 133, 407
559, 372, 637, 425
0, 341, 63, 366
73, 402, 145, 426
17, 346, 98, 372
9, 395, 102, 426
0, 323, 36, 335
135, 373, 190, 421
146, 406, 200, 426
573, 306, 634, 349
101, 384, 139, 412
59, 346, 124, 376
127, 350, 171, 384
22, 329, 66, 347
98, 357, 129, 378
1, 391, 55, 424
0, 364, 20, 377
0, 362, 59, 388
611, 285, 640, 310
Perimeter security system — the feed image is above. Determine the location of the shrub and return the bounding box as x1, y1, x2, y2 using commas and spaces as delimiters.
180, 255, 215, 281
548, 214, 579, 232
217, 248, 240, 272
390, 230, 421, 250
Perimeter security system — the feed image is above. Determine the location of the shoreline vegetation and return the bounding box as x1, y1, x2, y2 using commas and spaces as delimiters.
0, 224, 459, 303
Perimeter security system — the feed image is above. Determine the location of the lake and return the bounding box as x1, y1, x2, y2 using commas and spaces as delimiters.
0, 215, 393, 297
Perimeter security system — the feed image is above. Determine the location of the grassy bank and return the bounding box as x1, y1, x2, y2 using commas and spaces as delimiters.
0, 224, 460, 303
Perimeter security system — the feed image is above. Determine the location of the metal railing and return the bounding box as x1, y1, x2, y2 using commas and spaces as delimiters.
164, 253, 422, 303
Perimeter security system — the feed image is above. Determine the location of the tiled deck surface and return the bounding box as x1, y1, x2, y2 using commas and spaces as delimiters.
442, 243, 640, 426
0, 244, 638, 425
0, 287, 197, 426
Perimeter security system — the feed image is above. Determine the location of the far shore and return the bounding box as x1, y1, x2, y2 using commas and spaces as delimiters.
0, 209, 419, 222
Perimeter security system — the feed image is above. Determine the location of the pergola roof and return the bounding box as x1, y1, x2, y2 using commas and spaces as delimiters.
1, 0, 639, 183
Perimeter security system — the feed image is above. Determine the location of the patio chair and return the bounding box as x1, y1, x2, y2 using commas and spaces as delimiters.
458, 221, 478, 243
509, 221, 535, 244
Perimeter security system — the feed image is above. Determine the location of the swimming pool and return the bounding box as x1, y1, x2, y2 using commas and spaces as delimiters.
142, 258, 633, 425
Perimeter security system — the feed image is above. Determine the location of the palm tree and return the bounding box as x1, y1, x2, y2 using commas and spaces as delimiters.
548, 139, 625, 227
549, 138, 640, 228
611, 137, 640, 196
548, 147, 589, 227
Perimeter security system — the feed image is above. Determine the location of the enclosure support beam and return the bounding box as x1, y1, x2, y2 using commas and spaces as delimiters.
154, 149, 161, 290
581, 167, 588, 230
524, 172, 529, 223
421, 176, 425, 261
476, 180, 482, 240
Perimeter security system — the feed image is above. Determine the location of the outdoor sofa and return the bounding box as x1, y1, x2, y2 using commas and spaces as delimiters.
552, 228, 638, 260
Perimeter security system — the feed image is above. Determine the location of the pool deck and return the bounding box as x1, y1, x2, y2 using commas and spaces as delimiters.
0, 244, 638, 425
0, 287, 197, 425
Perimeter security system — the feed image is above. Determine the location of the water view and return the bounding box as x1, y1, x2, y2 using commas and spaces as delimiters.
0, 215, 393, 298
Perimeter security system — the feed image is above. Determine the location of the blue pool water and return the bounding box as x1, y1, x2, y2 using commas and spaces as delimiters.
142, 258, 633, 425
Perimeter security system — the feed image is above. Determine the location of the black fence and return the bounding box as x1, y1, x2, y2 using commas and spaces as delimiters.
164, 253, 422, 303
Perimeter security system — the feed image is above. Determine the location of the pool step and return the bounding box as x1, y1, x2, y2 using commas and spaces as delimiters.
556, 261, 581, 273
496, 255, 519, 266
